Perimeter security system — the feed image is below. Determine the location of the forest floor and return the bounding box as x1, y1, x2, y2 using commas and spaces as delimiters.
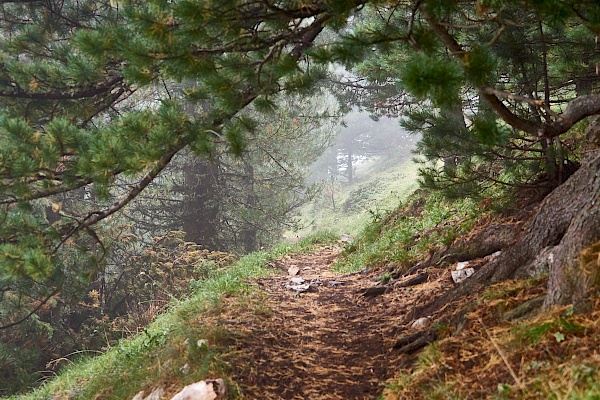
220, 245, 460, 399
207, 241, 600, 400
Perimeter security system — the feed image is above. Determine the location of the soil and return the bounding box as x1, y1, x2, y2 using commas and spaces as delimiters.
227, 245, 460, 399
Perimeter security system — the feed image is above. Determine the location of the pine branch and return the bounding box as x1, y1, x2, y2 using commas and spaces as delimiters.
420, 8, 540, 136
0, 287, 60, 331
55, 142, 186, 253
0, 178, 93, 205
0, 76, 124, 101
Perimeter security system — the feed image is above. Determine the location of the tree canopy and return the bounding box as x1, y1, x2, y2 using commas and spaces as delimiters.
1, 0, 600, 395
1, 0, 599, 328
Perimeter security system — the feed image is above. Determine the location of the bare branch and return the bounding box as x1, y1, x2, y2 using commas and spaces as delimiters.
0, 287, 60, 330
546, 94, 600, 137
0, 76, 125, 101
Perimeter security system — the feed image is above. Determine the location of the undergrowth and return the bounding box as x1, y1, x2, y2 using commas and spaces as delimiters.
382, 280, 600, 400
295, 159, 420, 237
335, 190, 482, 273
8, 232, 337, 400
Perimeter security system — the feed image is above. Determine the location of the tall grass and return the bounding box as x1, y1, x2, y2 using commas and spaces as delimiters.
335, 191, 481, 273
295, 159, 420, 238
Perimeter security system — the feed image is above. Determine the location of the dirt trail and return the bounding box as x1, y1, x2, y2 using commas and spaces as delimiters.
228, 245, 452, 399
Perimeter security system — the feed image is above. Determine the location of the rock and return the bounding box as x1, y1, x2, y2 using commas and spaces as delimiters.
456, 261, 470, 270
410, 316, 431, 330
339, 233, 354, 243
290, 277, 305, 284
132, 388, 164, 400
180, 363, 190, 374
286, 283, 319, 293
287, 266, 300, 276
451, 262, 475, 284
170, 379, 226, 400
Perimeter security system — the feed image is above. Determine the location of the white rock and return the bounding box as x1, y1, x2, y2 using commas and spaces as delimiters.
171, 379, 226, 400
451, 267, 475, 284
410, 316, 431, 330
339, 234, 354, 243
180, 363, 190, 374
456, 261, 470, 270
132, 388, 164, 400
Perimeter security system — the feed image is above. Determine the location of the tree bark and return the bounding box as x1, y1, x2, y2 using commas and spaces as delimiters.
182, 158, 221, 250
416, 131, 600, 318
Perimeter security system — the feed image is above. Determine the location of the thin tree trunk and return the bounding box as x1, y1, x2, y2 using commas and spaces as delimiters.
182, 158, 221, 249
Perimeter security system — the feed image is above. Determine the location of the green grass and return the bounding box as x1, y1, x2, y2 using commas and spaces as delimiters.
8, 233, 337, 400
334, 190, 482, 273
294, 158, 420, 238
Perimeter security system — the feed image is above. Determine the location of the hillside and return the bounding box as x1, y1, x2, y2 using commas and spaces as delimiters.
10, 146, 600, 399
2, 1, 600, 399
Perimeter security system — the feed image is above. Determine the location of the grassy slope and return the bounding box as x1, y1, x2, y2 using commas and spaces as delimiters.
294, 157, 421, 238
10, 158, 600, 399
8, 234, 337, 400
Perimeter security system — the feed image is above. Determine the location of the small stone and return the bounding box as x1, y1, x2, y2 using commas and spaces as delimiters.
132, 388, 164, 400
410, 316, 431, 330
339, 234, 354, 243
170, 379, 226, 400
290, 277, 305, 284
180, 363, 190, 374
451, 267, 475, 284
456, 261, 470, 270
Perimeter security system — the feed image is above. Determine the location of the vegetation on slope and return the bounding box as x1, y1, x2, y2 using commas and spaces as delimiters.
8, 174, 600, 399
7, 233, 336, 400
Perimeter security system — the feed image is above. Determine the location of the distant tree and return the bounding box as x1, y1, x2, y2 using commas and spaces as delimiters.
310, 110, 412, 185
330, 1, 599, 196
177, 94, 339, 252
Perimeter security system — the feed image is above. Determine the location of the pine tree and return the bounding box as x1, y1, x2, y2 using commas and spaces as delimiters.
1, 1, 600, 389
328, 1, 599, 195
0, 0, 364, 320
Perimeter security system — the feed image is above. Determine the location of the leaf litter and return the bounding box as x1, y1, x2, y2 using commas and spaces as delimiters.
220, 245, 455, 399
213, 242, 600, 399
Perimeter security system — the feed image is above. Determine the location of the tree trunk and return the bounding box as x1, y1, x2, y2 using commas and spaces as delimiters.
417, 147, 599, 317
346, 148, 354, 183
477, 143, 600, 309
240, 160, 258, 253
182, 158, 221, 249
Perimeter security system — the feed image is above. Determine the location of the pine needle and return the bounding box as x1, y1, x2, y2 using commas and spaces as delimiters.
478, 317, 525, 392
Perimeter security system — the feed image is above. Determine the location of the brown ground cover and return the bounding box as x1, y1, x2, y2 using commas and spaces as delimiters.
226, 245, 454, 399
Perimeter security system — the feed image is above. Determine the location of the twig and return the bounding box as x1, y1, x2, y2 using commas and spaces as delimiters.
478, 318, 525, 391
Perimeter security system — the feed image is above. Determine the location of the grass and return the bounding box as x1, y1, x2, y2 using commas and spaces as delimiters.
10, 157, 600, 399
382, 281, 600, 400
334, 190, 482, 273
294, 158, 421, 238
8, 232, 337, 400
